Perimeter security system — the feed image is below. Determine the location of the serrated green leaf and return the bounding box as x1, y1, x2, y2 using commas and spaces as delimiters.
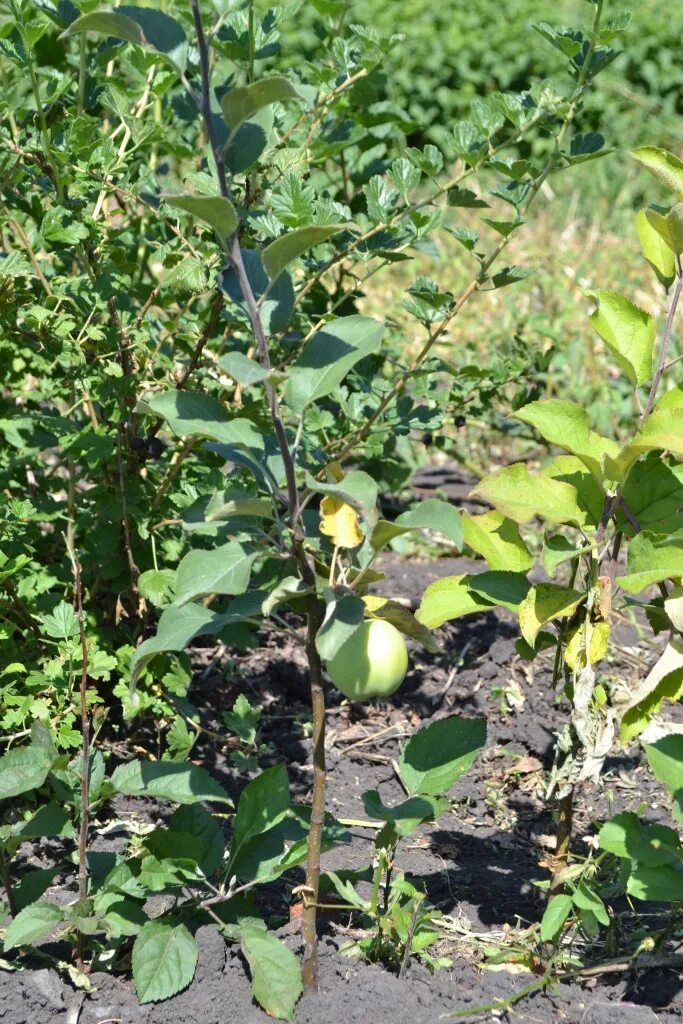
416, 574, 495, 628
285, 316, 384, 413
3, 902, 63, 951
262, 225, 346, 282
111, 759, 233, 805
132, 921, 198, 1003
221, 76, 300, 131
398, 716, 485, 796
239, 926, 302, 1021
586, 290, 655, 387
616, 533, 683, 593
518, 584, 584, 645
635, 208, 676, 288
163, 194, 238, 240
173, 542, 255, 605
471, 464, 585, 527
138, 569, 176, 609
462, 511, 532, 572
644, 203, 683, 257
514, 399, 617, 479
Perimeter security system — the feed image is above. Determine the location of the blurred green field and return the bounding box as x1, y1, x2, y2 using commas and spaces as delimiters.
287, 0, 683, 211
286, 0, 683, 468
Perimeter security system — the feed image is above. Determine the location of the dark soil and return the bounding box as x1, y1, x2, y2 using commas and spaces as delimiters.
2, 491, 682, 1022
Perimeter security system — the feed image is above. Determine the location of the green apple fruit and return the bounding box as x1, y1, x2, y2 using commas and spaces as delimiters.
326, 619, 408, 700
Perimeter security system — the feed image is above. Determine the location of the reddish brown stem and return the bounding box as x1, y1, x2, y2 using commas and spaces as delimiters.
301, 598, 326, 990
550, 790, 574, 897
69, 544, 90, 967
188, 0, 325, 989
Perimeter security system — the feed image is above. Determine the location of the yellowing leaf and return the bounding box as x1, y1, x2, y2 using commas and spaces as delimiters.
616, 641, 683, 743
519, 584, 585, 645
363, 595, 437, 652
320, 496, 362, 548
665, 585, 683, 632
565, 621, 610, 671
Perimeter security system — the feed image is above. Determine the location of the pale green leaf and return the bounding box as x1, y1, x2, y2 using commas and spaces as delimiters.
586, 289, 655, 387
221, 76, 300, 131
471, 464, 585, 526
635, 208, 676, 288
111, 759, 233, 805
132, 921, 198, 1003
138, 569, 176, 608
631, 146, 683, 196
263, 225, 346, 282
416, 574, 495, 628
616, 533, 683, 593
514, 399, 618, 479
240, 927, 302, 1021
518, 584, 584, 645
163, 194, 238, 240
462, 511, 533, 571
398, 716, 486, 796
285, 315, 384, 412
644, 203, 683, 257
173, 542, 256, 605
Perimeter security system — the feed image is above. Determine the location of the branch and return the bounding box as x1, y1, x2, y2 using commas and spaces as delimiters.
188, 2, 326, 990
67, 539, 91, 969
642, 257, 683, 421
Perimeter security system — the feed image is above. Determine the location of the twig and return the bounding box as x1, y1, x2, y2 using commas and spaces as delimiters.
6, 217, 52, 294
642, 258, 683, 420
188, 0, 327, 990
151, 436, 195, 511
175, 290, 223, 389
116, 424, 140, 591
67, 539, 90, 969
